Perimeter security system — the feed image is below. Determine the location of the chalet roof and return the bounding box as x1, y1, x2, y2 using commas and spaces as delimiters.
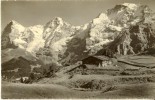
82, 55, 109, 61
93, 55, 109, 60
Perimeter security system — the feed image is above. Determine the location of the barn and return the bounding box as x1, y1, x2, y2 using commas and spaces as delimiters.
82, 55, 111, 67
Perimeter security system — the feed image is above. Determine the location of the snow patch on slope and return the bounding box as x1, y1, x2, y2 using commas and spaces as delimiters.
26, 25, 44, 53
108, 25, 122, 31
90, 13, 110, 40
13, 38, 27, 44
51, 37, 73, 52
131, 18, 141, 25
89, 39, 113, 49
13, 38, 27, 49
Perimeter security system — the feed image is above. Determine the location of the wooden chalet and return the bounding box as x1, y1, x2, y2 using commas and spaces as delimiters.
82, 55, 110, 65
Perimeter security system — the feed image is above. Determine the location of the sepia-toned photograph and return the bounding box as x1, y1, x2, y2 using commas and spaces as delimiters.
1, 0, 155, 99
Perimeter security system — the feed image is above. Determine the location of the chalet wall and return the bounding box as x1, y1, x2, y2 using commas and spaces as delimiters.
82, 56, 103, 65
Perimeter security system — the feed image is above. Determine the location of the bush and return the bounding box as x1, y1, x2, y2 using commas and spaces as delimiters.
80, 80, 106, 90
20, 77, 24, 83
120, 71, 130, 75
42, 63, 61, 78
29, 73, 35, 80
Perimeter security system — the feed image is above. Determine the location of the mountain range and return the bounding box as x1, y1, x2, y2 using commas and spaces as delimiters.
2, 3, 155, 78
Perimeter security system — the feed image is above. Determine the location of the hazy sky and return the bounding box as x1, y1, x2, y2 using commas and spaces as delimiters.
1, 0, 155, 30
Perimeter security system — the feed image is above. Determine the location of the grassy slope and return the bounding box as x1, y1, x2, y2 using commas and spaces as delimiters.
1, 82, 98, 99
118, 55, 155, 68
2, 82, 155, 99
93, 83, 155, 99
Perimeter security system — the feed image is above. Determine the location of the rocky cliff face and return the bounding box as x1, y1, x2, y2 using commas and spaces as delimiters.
97, 4, 155, 57
2, 3, 155, 65
98, 24, 155, 56
2, 20, 44, 54
2, 21, 25, 49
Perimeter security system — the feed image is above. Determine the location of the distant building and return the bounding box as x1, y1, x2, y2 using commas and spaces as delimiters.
82, 55, 110, 67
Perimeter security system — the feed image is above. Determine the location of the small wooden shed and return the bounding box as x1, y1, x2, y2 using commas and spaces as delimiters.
82, 55, 110, 66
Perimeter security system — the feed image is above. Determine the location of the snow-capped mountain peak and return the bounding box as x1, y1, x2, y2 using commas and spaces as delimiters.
10, 20, 18, 24
122, 3, 138, 10
10, 20, 21, 24
92, 13, 110, 25
9, 20, 25, 30
53, 17, 64, 25
10, 20, 25, 31
47, 17, 65, 27
1, 20, 25, 49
